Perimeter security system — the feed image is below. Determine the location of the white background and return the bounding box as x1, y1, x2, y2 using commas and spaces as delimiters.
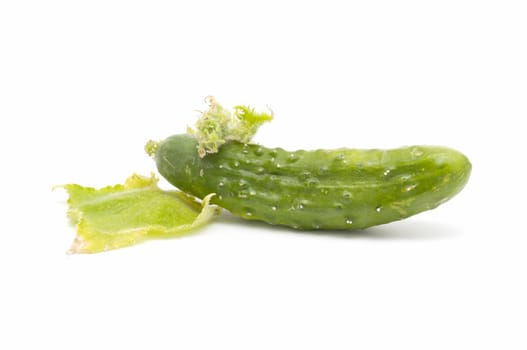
1, 1, 526, 349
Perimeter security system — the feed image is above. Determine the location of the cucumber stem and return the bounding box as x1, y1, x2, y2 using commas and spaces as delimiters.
145, 140, 159, 158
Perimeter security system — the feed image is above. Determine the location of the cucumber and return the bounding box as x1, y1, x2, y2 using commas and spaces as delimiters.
152, 134, 471, 230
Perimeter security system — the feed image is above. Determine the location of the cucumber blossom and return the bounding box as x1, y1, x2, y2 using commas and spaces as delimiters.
151, 134, 471, 230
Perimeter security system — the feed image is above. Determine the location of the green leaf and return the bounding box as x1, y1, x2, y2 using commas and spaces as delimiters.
58, 173, 219, 253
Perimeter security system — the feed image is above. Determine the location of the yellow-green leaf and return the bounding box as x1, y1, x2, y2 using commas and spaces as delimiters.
59, 173, 219, 253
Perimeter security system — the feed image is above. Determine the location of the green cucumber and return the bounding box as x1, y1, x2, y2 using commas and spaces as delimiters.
151, 134, 471, 230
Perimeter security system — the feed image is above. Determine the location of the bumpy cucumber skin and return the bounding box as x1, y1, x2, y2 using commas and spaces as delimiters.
155, 134, 471, 230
